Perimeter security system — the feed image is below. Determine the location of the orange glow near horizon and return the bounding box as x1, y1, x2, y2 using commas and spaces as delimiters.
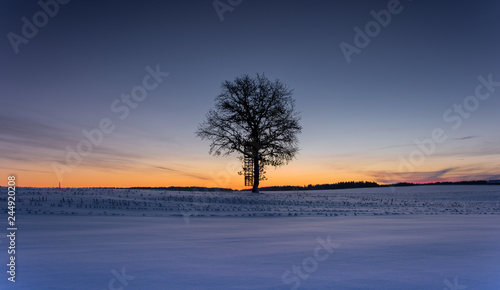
3, 164, 492, 190
2, 161, 368, 189
1, 153, 497, 189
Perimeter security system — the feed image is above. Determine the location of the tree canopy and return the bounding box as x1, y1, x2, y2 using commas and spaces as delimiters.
196, 74, 302, 192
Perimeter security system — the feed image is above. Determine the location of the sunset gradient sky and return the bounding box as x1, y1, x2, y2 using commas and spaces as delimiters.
1, 0, 500, 189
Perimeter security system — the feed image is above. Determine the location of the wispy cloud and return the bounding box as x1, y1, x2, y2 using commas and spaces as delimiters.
366, 168, 457, 183
0, 166, 51, 174
372, 143, 414, 151
367, 164, 500, 184
0, 114, 77, 151
450, 135, 478, 141
353, 127, 414, 133
372, 135, 481, 152
0, 114, 175, 174
154, 166, 209, 181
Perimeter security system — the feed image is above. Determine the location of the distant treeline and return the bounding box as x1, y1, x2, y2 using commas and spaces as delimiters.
260, 180, 491, 191
3, 180, 494, 191
128, 186, 234, 192
129, 180, 492, 192
390, 180, 489, 187
260, 181, 380, 191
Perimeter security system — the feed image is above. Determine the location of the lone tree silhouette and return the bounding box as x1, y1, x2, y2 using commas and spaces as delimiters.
196, 74, 302, 193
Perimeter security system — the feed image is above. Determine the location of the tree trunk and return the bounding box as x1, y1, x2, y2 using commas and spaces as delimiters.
252, 152, 259, 193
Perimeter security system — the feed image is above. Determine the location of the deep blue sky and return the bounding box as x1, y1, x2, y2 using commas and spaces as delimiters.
1, 0, 500, 188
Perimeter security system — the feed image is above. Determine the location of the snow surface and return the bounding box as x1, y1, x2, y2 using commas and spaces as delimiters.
7, 185, 500, 218
0, 185, 499, 289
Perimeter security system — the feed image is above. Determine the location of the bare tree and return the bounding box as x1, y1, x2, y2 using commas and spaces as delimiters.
196, 74, 302, 193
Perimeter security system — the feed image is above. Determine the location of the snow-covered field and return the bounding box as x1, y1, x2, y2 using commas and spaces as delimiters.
1, 185, 499, 289
6, 185, 500, 218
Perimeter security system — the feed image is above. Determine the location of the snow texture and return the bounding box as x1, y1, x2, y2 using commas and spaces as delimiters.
0, 185, 499, 289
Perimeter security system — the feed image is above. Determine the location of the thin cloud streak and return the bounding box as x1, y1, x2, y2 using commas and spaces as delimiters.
154, 166, 209, 181
372, 135, 481, 151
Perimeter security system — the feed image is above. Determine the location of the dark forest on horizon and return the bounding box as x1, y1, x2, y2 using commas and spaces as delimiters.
5, 180, 499, 191
128, 180, 497, 192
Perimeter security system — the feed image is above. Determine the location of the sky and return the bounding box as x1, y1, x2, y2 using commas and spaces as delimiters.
1, 0, 500, 189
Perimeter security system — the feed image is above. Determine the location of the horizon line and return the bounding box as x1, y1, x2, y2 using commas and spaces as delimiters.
3, 179, 499, 190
